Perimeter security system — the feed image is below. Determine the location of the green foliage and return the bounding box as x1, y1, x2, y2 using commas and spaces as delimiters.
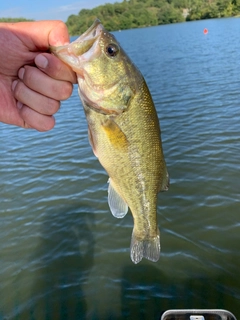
0, 18, 34, 22
158, 3, 185, 24
66, 0, 184, 34
186, 0, 239, 20
65, 0, 240, 35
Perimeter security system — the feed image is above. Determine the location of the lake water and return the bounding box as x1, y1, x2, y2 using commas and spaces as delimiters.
0, 17, 240, 319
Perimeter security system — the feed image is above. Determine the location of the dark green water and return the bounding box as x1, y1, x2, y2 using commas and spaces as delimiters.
0, 18, 239, 319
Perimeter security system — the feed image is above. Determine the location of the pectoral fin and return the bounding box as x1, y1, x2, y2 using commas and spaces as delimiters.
108, 179, 128, 218
102, 119, 128, 151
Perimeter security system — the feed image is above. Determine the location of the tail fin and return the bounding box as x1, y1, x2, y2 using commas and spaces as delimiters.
130, 229, 160, 264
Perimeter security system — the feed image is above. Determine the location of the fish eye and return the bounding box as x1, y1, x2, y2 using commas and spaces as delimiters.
106, 43, 119, 57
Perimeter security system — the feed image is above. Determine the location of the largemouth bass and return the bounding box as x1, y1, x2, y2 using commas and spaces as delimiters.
50, 20, 169, 264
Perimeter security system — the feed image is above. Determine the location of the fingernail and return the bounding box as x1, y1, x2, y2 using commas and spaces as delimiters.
12, 80, 18, 91
18, 68, 25, 80
35, 54, 48, 69
17, 101, 23, 110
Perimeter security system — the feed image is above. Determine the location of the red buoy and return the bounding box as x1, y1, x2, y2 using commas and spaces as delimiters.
203, 28, 208, 34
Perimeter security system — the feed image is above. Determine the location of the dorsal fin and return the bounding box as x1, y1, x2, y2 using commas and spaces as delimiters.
159, 163, 169, 192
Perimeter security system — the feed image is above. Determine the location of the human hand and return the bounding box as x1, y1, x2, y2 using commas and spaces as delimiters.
0, 21, 77, 131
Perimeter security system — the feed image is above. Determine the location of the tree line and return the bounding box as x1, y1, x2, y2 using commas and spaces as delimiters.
0, 18, 34, 22
66, 0, 240, 35
1, 0, 239, 35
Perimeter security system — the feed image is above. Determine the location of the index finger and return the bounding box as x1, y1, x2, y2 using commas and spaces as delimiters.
35, 53, 77, 83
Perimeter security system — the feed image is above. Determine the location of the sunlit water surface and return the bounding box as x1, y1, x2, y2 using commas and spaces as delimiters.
0, 17, 240, 319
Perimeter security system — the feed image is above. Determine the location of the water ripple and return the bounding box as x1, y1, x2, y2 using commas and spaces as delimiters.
0, 18, 240, 319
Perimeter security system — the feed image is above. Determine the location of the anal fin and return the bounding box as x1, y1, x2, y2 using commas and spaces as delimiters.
108, 179, 128, 218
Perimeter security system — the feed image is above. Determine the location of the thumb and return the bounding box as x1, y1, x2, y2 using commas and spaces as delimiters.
48, 20, 71, 46
11, 20, 70, 50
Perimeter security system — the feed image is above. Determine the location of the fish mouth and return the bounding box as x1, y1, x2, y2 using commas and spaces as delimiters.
49, 19, 104, 72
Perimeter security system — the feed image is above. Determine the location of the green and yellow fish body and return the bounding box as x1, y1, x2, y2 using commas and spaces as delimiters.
50, 20, 169, 264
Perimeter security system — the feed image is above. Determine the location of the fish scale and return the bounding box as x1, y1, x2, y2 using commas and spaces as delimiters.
50, 19, 169, 264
